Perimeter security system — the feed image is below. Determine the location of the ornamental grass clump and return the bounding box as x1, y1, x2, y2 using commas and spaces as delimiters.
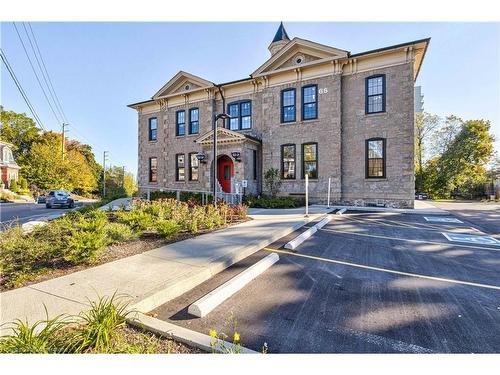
0, 308, 71, 354
66, 293, 131, 353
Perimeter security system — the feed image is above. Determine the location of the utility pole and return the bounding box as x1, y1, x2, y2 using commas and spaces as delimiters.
61, 123, 68, 160
102, 151, 109, 198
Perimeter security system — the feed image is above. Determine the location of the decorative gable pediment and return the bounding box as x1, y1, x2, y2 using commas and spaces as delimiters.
153, 71, 214, 99
252, 38, 349, 77
195, 128, 247, 146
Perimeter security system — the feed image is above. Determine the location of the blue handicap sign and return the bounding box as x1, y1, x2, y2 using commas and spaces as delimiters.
442, 233, 500, 246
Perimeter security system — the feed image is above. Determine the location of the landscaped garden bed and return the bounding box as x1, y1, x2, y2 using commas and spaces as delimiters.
0, 198, 248, 291
0, 294, 202, 354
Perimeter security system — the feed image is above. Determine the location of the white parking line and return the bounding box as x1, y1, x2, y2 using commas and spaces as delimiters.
319, 228, 500, 253
265, 248, 500, 291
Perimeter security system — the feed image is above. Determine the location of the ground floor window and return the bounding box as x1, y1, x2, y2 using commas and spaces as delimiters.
176, 154, 185, 181
366, 138, 386, 178
281, 144, 296, 179
189, 152, 199, 181
302, 143, 318, 179
149, 157, 157, 182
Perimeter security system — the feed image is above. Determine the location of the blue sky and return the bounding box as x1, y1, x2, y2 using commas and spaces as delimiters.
1, 22, 499, 175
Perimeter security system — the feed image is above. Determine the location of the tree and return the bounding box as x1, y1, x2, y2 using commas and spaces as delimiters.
1, 109, 100, 196
102, 166, 137, 198
264, 168, 282, 197
425, 119, 495, 198
414, 112, 441, 192
0, 109, 41, 159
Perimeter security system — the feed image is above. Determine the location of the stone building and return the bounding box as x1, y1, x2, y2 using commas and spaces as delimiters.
128, 23, 430, 208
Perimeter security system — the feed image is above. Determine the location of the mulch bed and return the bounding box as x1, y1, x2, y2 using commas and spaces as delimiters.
1, 219, 248, 292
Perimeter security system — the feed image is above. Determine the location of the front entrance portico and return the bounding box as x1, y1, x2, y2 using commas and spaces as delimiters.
195, 127, 262, 196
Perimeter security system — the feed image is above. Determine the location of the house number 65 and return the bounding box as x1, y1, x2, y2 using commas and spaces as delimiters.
319, 88, 328, 94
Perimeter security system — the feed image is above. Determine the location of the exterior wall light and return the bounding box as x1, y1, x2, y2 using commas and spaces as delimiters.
231, 151, 241, 162
196, 152, 207, 163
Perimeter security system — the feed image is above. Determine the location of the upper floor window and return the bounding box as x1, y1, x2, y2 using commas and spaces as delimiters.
189, 152, 199, 181
281, 88, 296, 123
302, 143, 318, 179
366, 75, 386, 114
281, 144, 296, 179
366, 138, 386, 178
176, 153, 185, 181
149, 157, 157, 183
176, 110, 186, 136
302, 85, 318, 120
189, 108, 199, 134
228, 101, 252, 130
148, 118, 157, 141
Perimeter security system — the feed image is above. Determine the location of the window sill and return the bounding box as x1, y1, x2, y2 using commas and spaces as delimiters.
365, 111, 387, 117
280, 119, 320, 126
365, 177, 387, 181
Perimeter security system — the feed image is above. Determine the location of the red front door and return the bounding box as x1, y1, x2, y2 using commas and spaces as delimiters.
217, 156, 233, 193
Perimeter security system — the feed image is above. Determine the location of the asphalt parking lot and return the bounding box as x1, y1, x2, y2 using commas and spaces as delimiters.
150, 211, 500, 353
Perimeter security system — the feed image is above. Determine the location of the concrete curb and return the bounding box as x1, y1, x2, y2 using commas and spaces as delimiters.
188, 253, 279, 318
130, 214, 323, 313
336, 208, 347, 215
128, 312, 259, 354
284, 216, 332, 250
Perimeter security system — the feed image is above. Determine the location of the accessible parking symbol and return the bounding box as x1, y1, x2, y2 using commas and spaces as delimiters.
442, 233, 500, 246
424, 216, 463, 223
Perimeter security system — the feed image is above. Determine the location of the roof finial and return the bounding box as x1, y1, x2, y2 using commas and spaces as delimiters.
269, 22, 290, 55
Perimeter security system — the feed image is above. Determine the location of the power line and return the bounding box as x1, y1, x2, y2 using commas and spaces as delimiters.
12, 22, 62, 125
25, 22, 68, 124
24, 23, 108, 155
0, 48, 45, 130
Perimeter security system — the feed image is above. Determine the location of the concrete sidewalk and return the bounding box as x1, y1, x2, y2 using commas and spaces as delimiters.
0, 205, 330, 334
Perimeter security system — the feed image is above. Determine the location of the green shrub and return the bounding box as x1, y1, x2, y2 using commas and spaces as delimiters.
115, 209, 156, 231
9, 179, 18, 193
104, 222, 137, 244
149, 191, 176, 201
20, 177, 28, 190
246, 195, 304, 209
155, 219, 181, 238
65, 230, 108, 265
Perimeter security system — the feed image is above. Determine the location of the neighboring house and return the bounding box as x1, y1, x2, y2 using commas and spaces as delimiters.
414, 86, 424, 113
129, 23, 430, 208
0, 140, 20, 188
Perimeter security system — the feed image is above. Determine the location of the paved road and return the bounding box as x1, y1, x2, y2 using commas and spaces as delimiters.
0, 201, 90, 226
429, 200, 500, 235
152, 211, 500, 353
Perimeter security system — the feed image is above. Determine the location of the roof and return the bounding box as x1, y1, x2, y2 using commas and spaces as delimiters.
272, 22, 290, 43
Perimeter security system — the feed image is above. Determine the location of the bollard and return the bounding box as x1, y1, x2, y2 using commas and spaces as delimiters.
305, 174, 309, 217
147, 188, 151, 201
327, 177, 331, 209
176, 190, 180, 202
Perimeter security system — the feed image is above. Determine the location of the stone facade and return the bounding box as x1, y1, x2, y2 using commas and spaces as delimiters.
130, 25, 429, 208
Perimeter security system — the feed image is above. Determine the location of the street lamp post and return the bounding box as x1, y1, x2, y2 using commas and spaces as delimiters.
213, 113, 230, 205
